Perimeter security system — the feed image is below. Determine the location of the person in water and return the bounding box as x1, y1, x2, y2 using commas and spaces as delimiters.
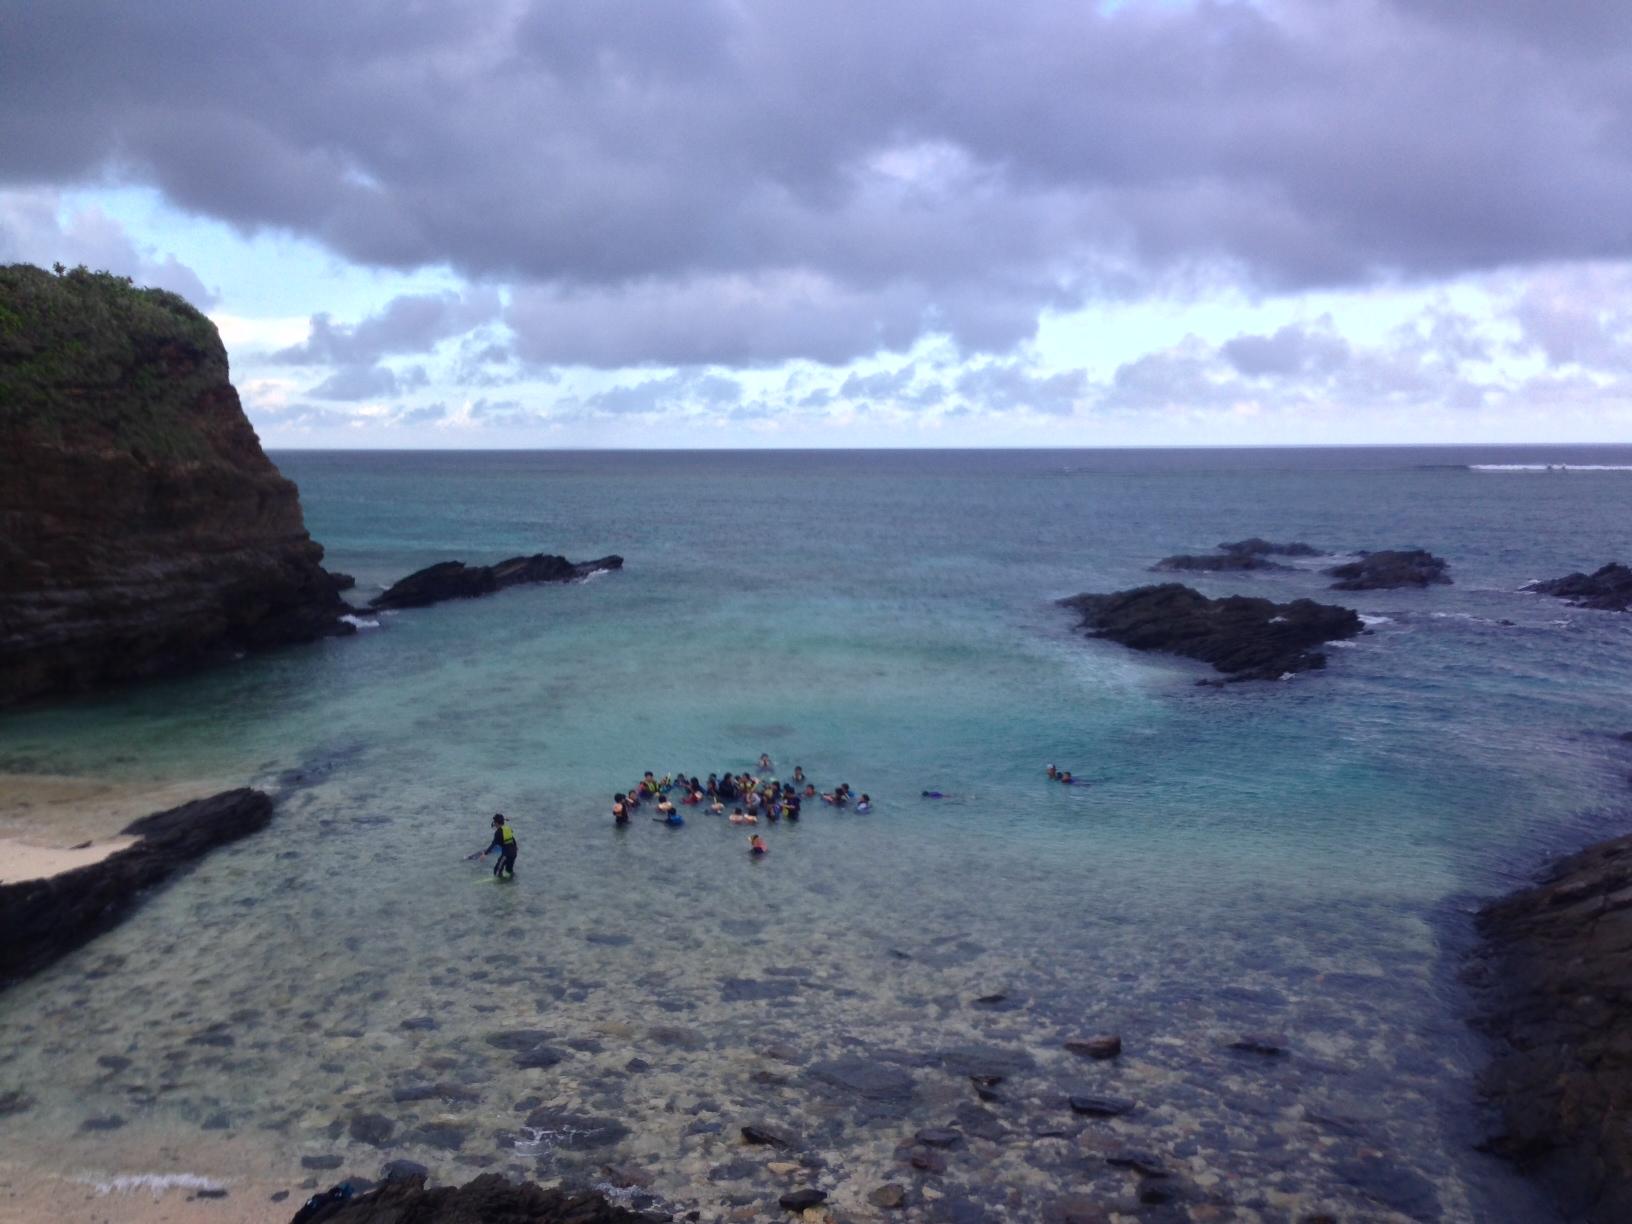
656, 795, 677, 817
729, 807, 756, 825
855, 794, 872, 813
921, 790, 946, 799
802, 783, 816, 798
749, 834, 768, 856
1046, 763, 1058, 780
476, 813, 517, 877
792, 765, 806, 784
1058, 771, 1075, 785
709, 797, 726, 815
758, 753, 773, 771
640, 771, 659, 796
612, 793, 630, 824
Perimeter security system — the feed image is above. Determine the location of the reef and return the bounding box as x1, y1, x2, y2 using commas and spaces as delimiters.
1324, 549, 1451, 590
370, 554, 624, 611
1057, 583, 1364, 681
1217, 538, 1324, 558
1525, 562, 1632, 612
0, 264, 349, 707
0, 788, 272, 988
1152, 538, 1325, 572
290, 1173, 649, 1223
1470, 827, 1632, 1223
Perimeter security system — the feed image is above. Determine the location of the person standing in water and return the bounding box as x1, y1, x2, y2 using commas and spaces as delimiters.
475, 813, 518, 878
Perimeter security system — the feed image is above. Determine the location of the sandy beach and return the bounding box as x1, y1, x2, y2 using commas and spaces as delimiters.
0, 774, 230, 885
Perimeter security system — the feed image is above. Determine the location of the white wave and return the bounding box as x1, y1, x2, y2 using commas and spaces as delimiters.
578, 567, 611, 583
1469, 464, 1632, 472
1358, 614, 1393, 626
340, 614, 381, 630
83, 1173, 226, 1196
1327, 639, 1358, 648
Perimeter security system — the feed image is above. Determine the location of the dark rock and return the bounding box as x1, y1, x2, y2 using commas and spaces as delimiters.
0, 789, 273, 989
1064, 1035, 1122, 1060
80, 1114, 125, 1131
1527, 562, 1632, 612
379, 1159, 429, 1182
1334, 1156, 1441, 1220
951, 1103, 1007, 1141
1153, 553, 1287, 573
484, 1029, 554, 1050
370, 554, 623, 611
400, 1016, 438, 1031
513, 1044, 568, 1069
1043, 1194, 1110, 1223
915, 1128, 962, 1148
809, 1057, 915, 1102
624, 1059, 650, 1074
294, 1171, 649, 1222
1069, 1095, 1134, 1117
779, 1188, 828, 1211
349, 1113, 395, 1147
740, 1124, 795, 1149
1229, 1035, 1288, 1057
719, 977, 800, 1003
411, 1122, 470, 1151
271, 1190, 290, 1202
1105, 1150, 1169, 1178
202, 1112, 232, 1130
96, 1054, 132, 1073
868, 1183, 907, 1209
195, 1188, 228, 1199
0, 264, 352, 709
1219, 538, 1323, 557
1058, 584, 1362, 681
301, 1155, 344, 1170
1473, 829, 1632, 1221
328, 572, 357, 592
1324, 549, 1451, 590
907, 1147, 946, 1173
931, 1044, 1035, 1078
521, 1109, 628, 1150
0, 1091, 34, 1117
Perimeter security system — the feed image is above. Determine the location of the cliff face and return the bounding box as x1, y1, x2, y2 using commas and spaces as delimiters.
0, 264, 348, 706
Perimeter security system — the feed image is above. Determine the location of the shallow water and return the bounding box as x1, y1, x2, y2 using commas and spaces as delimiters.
3, 447, 1631, 1221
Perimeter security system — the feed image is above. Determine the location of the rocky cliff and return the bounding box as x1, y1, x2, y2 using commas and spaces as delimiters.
0, 264, 349, 706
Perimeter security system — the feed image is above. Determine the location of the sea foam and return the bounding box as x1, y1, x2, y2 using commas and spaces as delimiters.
83, 1173, 226, 1196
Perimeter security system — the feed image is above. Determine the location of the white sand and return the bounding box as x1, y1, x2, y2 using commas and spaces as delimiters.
0, 774, 231, 884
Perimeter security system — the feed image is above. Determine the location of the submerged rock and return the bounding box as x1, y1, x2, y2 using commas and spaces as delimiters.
0, 263, 351, 707
0, 789, 273, 989
1526, 562, 1632, 611
1058, 584, 1363, 681
286, 1171, 645, 1222
1472, 829, 1632, 1221
1218, 538, 1324, 557
1064, 1035, 1122, 1060
1324, 548, 1451, 590
370, 554, 623, 611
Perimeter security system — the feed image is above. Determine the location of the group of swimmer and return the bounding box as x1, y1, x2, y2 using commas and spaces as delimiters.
610, 755, 872, 854
1045, 763, 1080, 785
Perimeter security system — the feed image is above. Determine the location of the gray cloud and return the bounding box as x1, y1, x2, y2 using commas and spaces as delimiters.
956, 362, 1086, 416
6, 2, 1632, 367
275, 289, 502, 365
1221, 321, 1350, 377
307, 363, 427, 401
576, 372, 743, 416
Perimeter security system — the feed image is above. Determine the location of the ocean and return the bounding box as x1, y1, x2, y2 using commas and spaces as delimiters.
3, 446, 1631, 1221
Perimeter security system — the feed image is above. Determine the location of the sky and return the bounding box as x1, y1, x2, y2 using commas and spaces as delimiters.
3, 0, 1632, 448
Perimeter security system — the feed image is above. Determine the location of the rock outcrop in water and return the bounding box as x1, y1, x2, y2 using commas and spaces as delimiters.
290, 1172, 647, 1223
1324, 549, 1451, 590
1525, 562, 1632, 611
0, 788, 272, 988
370, 554, 623, 610
0, 264, 350, 707
1057, 583, 1363, 681
1218, 538, 1324, 558
1471, 829, 1632, 1222
1151, 552, 1287, 573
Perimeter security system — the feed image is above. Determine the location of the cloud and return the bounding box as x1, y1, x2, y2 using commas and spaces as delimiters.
575, 372, 743, 416
0, 189, 214, 304
274, 288, 503, 365
307, 362, 428, 401
954, 362, 1086, 416
1221, 320, 1350, 377
7, 1, 1631, 368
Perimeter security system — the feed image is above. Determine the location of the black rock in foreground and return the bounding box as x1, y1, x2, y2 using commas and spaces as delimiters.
1470, 830, 1632, 1222
1526, 562, 1632, 611
371, 554, 623, 611
1324, 549, 1451, 590
1058, 584, 1363, 681
0, 789, 272, 988
290, 1173, 647, 1223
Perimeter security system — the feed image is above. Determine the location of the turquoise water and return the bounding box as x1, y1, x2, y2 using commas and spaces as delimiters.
3, 447, 1631, 1220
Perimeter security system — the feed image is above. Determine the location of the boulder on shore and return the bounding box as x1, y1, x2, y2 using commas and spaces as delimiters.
1471, 829, 1632, 1222
287, 1172, 646, 1223
1525, 562, 1632, 612
0, 264, 351, 707
1058, 583, 1363, 681
1324, 549, 1451, 590
0, 789, 273, 988
370, 554, 623, 611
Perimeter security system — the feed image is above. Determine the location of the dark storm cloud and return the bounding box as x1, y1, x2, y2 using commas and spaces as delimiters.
5, 0, 1631, 366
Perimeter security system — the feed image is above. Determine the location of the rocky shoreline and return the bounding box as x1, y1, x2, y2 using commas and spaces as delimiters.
1470, 822, 1632, 1223
371, 554, 624, 611
0, 788, 272, 987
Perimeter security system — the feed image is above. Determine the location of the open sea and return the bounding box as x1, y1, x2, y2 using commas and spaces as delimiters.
3, 445, 1632, 1222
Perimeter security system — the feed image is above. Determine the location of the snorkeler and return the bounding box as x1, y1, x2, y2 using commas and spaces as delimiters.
471, 813, 517, 878
921, 790, 946, 799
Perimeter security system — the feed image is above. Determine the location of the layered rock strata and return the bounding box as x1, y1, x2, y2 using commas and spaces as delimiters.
0, 788, 272, 987
1058, 583, 1363, 681
1471, 829, 1632, 1222
0, 264, 349, 707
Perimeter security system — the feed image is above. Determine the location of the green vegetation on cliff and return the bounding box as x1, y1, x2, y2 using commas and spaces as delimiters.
0, 263, 226, 463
